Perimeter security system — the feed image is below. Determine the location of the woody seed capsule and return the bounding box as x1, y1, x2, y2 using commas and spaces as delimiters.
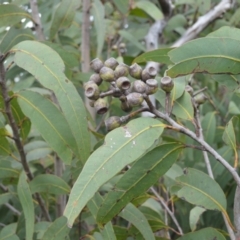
84, 81, 100, 100
160, 76, 174, 93
94, 98, 109, 114
129, 63, 142, 79
90, 58, 104, 73
99, 66, 115, 82
104, 57, 119, 70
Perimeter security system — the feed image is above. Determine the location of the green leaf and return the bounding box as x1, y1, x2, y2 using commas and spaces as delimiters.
202, 112, 217, 144
49, 0, 81, 40
0, 4, 32, 27
0, 223, 19, 240
96, 143, 182, 224
102, 222, 117, 240
207, 26, 240, 40
172, 92, 194, 120
92, 0, 106, 57
0, 136, 11, 157
0, 160, 19, 179
11, 95, 31, 141
167, 37, 240, 78
222, 117, 238, 168
119, 203, 155, 240
0, 27, 34, 53
229, 101, 240, 115
189, 206, 206, 231
112, 0, 129, 15
0, 192, 15, 205
177, 227, 226, 240
135, 0, 163, 20
64, 117, 165, 227
41, 216, 69, 240
119, 30, 146, 52
17, 90, 77, 164
17, 172, 34, 240
176, 168, 233, 229
11, 40, 90, 163
30, 174, 70, 195
133, 48, 173, 65
34, 222, 51, 240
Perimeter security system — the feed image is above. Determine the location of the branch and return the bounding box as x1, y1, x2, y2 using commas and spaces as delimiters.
0, 56, 51, 221
29, 0, 45, 41
172, 0, 233, 47
234, 186, 240, 239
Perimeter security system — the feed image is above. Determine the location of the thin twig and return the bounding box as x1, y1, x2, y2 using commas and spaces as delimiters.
4, 203, 21, 216
150, 187, 183, 235
193, 87, 208, 97
0, 57, 51, 221
29, 0, 45, 41
195, 106, 235, 239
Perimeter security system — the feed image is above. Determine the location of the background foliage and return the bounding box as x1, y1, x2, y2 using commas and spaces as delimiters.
0, 0, 240, 239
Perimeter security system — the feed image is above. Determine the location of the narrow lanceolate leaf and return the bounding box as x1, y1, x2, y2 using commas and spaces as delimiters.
133, 48, 173, 65
112, 0, 129, 15
41, 216, 69, 240
64, 118, 165, 227
102, 222, 117, 240
0, 27, 34, 53
223, 117, 238, 168
177, 227, 226, 240
119, 203, 155, 240
202, 112, 216, 144
0, 136, 11, 157
17, 90, 77, 164
167, 37, 240, 78
135, 0, 163, 20
0, 193, 15, 205
0, 223, 19, 240
11, 41, 90, 163
176, 168, 234, 229
0, 4, 32, 27
49, 0, 81, 40
172, 92, 194, 120
92, 0, 106, 57
0, 160, 19, 179
96, 143, 183, 224
189, 206, 206, 231
17, 172, 34, 240
30, 174, 70, 195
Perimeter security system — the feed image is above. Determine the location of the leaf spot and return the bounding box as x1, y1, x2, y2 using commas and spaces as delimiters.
124, 130, 132, 138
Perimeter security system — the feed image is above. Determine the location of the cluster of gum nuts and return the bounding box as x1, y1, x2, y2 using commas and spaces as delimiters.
84, 57, 175, 131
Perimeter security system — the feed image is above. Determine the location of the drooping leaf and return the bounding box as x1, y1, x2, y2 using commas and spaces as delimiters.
119, 30, 146, 52
119, 203, 155, 240
176, 168, 234, 229
41, 216, 69, 240
112, 0, 129, 15
49, 0, 81, 40
202, 112, 217, 144
17, 172, 34, 240
92, 0, 106, 57
11, 95, 31, 141
133, 48, 173, 65
135, 0, 163, 20
167, 37, 240, 78
222, 117, 238, 168
0, 223, 19, 240
64, 117, 165, 227
189, 206, 206, 231
0, 4, 32, 27
11, 40, 90, 163
0, 136, 11, 157
96, 143, 182, 224
102, 222, 117, 240
30, 174, 70, 195
0, 160, 19, 179
17, 90, 77, 164
34, 222, 51, 240
0, 192, 15, 205
177, 227, 226, 240
172, 92, 194, 120
0, 27, 34, 53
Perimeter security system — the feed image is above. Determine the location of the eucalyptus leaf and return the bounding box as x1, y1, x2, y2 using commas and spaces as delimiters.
64, 117, 165, 227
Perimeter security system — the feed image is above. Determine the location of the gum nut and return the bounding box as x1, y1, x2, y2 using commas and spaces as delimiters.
114, 63, 129, 78
129, 63, 142, 79
105, 116, 122, 131
194, 93, 207, 105
146, 79, 158, 88
126, 92, 144, 107
185, 85, 194, 96
104, 57, 119, 70
146, 85, 158, 95
99, 66, 115, 82
89, 73, 102, 85
116, 77, 131, 90
160, 76, 174, 93
84, 81, 100, 100
90, 58, 104, 73
94, 98, 109, 114
132, 80, 147, 93
121, 101, 133, 112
